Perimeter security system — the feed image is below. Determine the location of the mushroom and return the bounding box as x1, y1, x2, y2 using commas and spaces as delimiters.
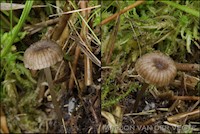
133, 51, 177, 112
24, 40, 63, 123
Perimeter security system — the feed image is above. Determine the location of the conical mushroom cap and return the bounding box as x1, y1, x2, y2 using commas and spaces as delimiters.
24, 40, 63, 70
135, 52, 177, 87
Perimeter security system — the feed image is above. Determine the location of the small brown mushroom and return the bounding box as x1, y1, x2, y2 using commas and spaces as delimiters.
24, 40, 63, 70
135, 52, 177, 87
24, 39, 63, 124
133, 52, 177, 112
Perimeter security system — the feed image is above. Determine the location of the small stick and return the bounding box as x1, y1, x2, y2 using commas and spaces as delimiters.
175, 62, 200, 71
57, 24, 70, 48
158, 92, 200, 101
171, 79, 199, 90
142, 117, 157, 125
80, 0, 93, 86
167, 108, 200, 122
51, 2, 72, 41
171, 95, 200, 101
49, 5, 101, 17
0, 107, 9, 133
24, 18, 59, 31
68, 47, 80, 90
100, 0, 145, 25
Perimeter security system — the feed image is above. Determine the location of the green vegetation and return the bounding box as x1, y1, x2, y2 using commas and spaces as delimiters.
1, 1, 35, 100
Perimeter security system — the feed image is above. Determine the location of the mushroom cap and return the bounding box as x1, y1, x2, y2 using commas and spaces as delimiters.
135, 52, 177, 87
24, 40, 63, 70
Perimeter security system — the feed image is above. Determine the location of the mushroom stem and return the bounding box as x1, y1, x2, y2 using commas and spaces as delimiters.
175, 62, 200, 71
44, 67, 63, 124
133, 83, 149, 112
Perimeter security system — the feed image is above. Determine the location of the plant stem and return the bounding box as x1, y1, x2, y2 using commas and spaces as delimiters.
160, 1, 199, 17
172, 95, 200, 101
100, 0, 145, 25
44, 67, 63, 125
167, 109, 200, 122
133, 83, 149, 112
79, 1, 93, 86
1, 1, 33, 58
175, 62, 200, 71
69, 0, 101, 45
69, 47, 81, 90
0, 107, 9, 133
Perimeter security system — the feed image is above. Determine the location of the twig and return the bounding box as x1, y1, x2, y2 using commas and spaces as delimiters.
51, 2, 72, 41
172, 79, 199, 90
68, 62, 81, 93
158, 91, 200, 101
57, 22, 70, 48
0, 107, 9, 133
175, 62, 200, 71
171, 95, 200, 101
167, 109, 200, 122
68, 46, 81, 90
140, 115, 162, 126
24, 18, 59, 31
70, 35, 101, 67
80, 0, 93, 86
100, 0, 145, 25
49, 5, 101, 17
